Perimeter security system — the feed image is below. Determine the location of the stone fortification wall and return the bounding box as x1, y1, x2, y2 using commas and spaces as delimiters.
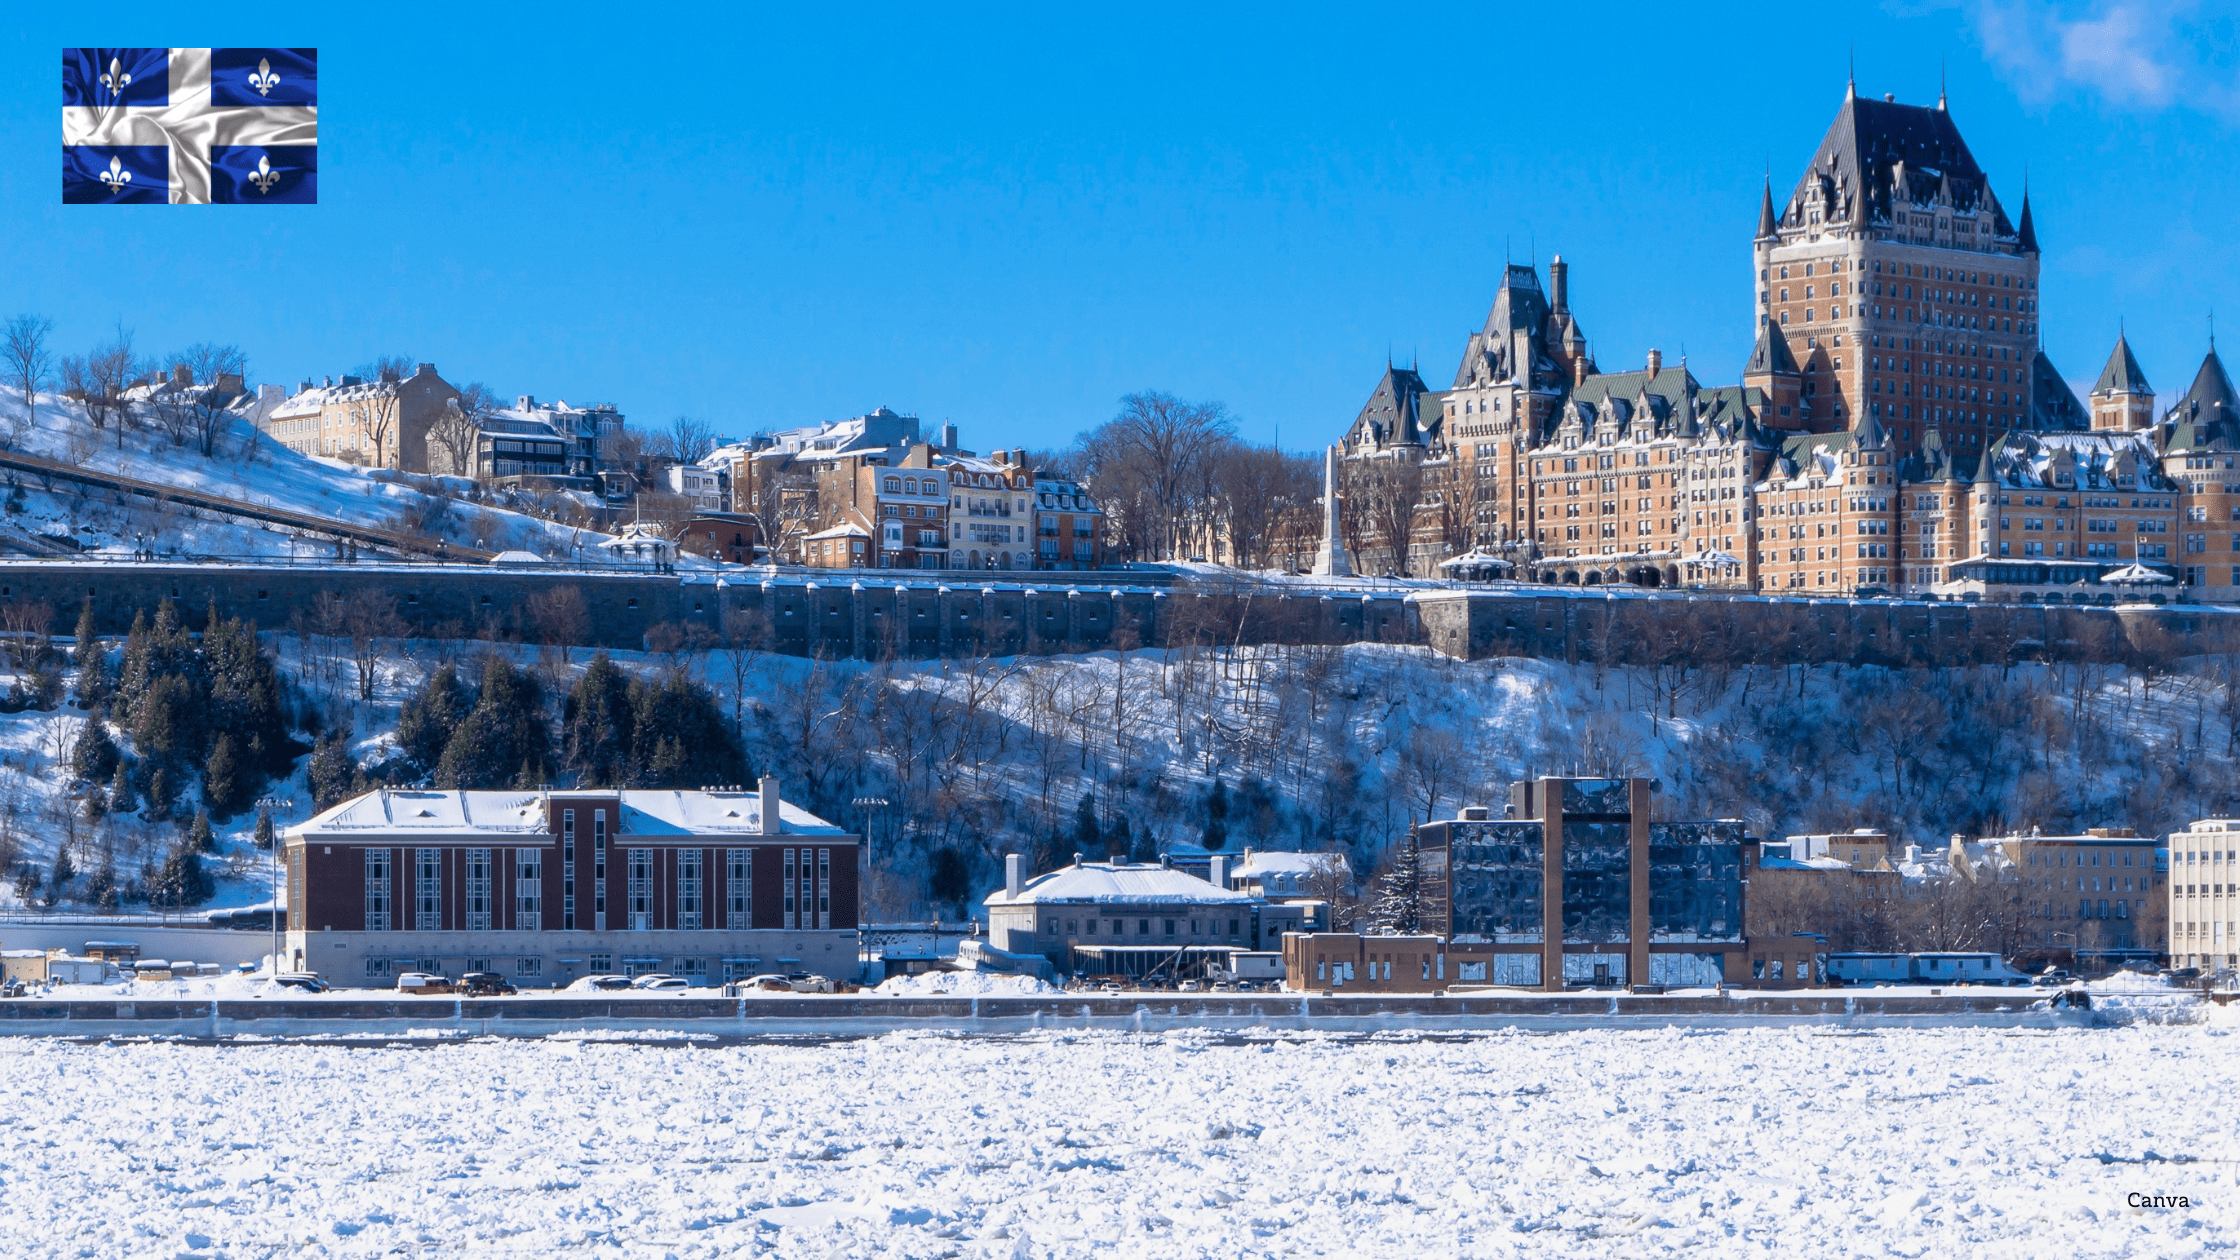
0, 562, 2222, 667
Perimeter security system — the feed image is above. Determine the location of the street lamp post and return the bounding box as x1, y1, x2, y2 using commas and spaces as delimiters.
255, 796, 293, 976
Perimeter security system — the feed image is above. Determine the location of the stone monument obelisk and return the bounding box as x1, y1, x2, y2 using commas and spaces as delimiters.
1312, 444, 1351, 577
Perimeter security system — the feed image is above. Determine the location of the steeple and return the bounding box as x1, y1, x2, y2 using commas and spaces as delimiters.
2017, 183, 2038, 253
2090, 331, 2155, 432
1756, 177, 1778, 240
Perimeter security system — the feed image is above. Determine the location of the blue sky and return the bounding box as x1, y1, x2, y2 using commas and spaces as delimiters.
6, 2, 2238, 452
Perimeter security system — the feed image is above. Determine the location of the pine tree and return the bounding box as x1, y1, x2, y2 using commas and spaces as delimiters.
1367, 826, 1438, 936
561, 653, 635, 785
107, 758, 134, 815
1107, 814, 1133, 862
626, 670, 743, 789
144, 766, 175, 818
69, 715, 120, 784
1202, 776, 1229, 850
71, 597, 98, 669
187, 807, 214, 853
202, 733, 243, 819
85, 858, 116, 910
308, 732, 358, 810
396, 663, 472, 774
253, 808, 276, 851
11, 864, 36, 906
1074, 793, 1100, 855
154, 842, 214, 909
436, 657, 551, 790
1129, 822, 1158, 865
50, 847, 77, 902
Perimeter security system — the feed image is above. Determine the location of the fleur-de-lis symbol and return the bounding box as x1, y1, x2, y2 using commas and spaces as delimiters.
248, 58, 281, 97
99, 57, 132, 98
99, 156, 133, 194
248, 155, 281, 195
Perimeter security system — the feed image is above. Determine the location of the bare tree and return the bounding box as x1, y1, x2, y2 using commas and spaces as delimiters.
526, 586, 589, 665
178, 343, 248, 456
86, 327, 136, 445
658, 414, 717, 465
1077, 391, 1234, 561
429, 381, 498, 478
144, 357, 196, 447
1365, 456, 1424, 575
340, 591, 405, 701
1, 315, 55, 442
1204, 443, 1317, 571
350, 354, 415, 470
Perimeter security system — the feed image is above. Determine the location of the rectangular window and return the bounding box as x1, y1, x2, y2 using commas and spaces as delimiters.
593, 810, 609, 931
515, 957, 542, 978
364, 958, 391, 978
783, 849, 798, 930
816, 848, 831, 930
678, 850, 703, 931
464, 848, 492, 932
415, 848, 443, 931
590, 953, 612, 972
364, 849, 391, 932
628, 849, 653, 930
727, 849, 750, 929
562, 810, 577, 931
515, 850, 542, 932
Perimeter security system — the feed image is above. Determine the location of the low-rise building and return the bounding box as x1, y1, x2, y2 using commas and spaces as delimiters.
263, 364, 459, 472
283, 780, 859, 989
667, 463, 728, 512
2167, 818, 2237, 971
675, 514, 761, 565
982, 854, 1258, 980
1227, 849, 1351, 899
1989, 826, 2166, 969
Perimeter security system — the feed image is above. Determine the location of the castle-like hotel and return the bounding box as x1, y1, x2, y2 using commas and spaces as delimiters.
1334, 83, 2236, 604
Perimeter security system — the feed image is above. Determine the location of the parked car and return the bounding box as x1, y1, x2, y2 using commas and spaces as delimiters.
1178, 980, 1203, 993
1097, 981, 1124, 994
395, 972, 456, 995
459, 972, 518, 996
271, 973, 329, 994
2030, 970, 2074, 987
2165, 967, 2202, 984
564, 974, 634, 992
631, 973, 691, 991
740, 974, 794, 992
787, 974, 835, 994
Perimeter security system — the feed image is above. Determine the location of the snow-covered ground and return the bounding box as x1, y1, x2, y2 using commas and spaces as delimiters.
0, 1020, 2230, 1258
0, 390, 628, 561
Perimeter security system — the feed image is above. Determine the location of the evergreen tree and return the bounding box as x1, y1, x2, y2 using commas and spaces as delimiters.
71, 597, 98, 669
560, 653, 634, 785
49, 847, 76, 902
131, 673, 202, 770
1367, 826, 1433, 936
203, 733, 244, 819
85, 858, 116, 911
253, 808, 276, 851
107, 758, 134, 815
396, 663, 472, 774
928, 846, 970, 914
187, 807, 214, 853
144, 766, 175, 817
69, 715, 120, 784
154, 841, 215, 909
1129, 822, 1158, 865
626, 670, 744, 789
1074, 793, 1100, 855
435, 657, 550, 789
307, 732, 358, 810
1107, 814, 1134, 862
11, 864, 36, 906
1202, 776, 1229, 851
83, 786, 107, 821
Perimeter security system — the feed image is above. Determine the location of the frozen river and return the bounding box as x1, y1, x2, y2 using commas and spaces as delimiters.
0, 1018, 2230, 1258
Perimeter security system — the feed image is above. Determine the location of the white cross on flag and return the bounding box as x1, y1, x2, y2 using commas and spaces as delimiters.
64, 48, 317, 204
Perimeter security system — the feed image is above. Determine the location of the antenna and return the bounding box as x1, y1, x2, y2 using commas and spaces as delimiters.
1848, 43, 1855, 96
1938, 60, 1947, 110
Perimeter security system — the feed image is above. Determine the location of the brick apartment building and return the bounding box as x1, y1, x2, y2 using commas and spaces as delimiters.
1414, 776, 1746, 990
1324, 80, 2240, 606
1989, 827, 2166, 969
284, 781, 858, 988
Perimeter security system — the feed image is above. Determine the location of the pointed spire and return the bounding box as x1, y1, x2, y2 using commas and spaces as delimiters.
2093, 331, 2152, 398
1847, 45, 1856, 99
1938, 60, 1947, 111
2016, 180, 2038, 254
1756, 177, 1778, 240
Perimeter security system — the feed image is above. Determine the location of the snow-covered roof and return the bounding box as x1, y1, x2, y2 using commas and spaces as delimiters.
804, 521, 871, 540
288, 789, 845, 841
1228, 850, 1349, 879
985, 861, 1254, 908
488, 550, 545, 565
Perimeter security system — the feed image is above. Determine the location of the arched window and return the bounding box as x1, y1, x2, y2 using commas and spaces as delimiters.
884, 477, 900, 493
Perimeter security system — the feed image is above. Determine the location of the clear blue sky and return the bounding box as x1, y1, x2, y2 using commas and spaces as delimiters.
5, 2, 2236, 452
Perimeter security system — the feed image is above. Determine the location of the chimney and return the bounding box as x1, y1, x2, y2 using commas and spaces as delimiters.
416, 363, 436, 377
1646, 349, 1663, 377
757, 775, 780, 835
297, 379, 313, 395
1073, 851, 1084, 867
1549, 254, 1568, 313
940, 422, 959, 450
518, 395, 536, 412
1209, 856, 1228, 890
1574, 356, 1588, 387
1005, 853, 1024, 899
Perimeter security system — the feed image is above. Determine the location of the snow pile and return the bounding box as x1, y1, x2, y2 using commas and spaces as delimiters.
0, 1025, 2231, 1256
874, 971, 1058, 997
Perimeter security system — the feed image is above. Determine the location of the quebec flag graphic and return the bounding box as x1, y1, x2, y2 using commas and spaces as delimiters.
63, 48, 317, 204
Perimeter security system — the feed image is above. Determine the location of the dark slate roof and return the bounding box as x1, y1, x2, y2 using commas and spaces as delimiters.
1452, 264, 1561, 390
1782, 94, 2005, 232
1349, 365, 1434, 447
2163, 349, 2239, 452
1756, 179, 1777, 239
2091, 334, 2151, 397
2030, 350, 2089, 431
1744, 318, 1800, 376
1571, 364, 1697, 412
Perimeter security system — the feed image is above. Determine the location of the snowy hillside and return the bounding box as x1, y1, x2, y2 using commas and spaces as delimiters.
0, 390, 627, 562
